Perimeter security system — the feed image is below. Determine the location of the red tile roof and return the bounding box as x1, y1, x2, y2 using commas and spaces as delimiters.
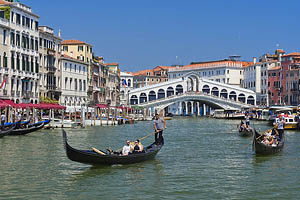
182, 60, 253, 70
0, 0, 11, 5
132, 69, 154, 76
281, 52, 300, 57
104, 63, 119, 66
62, 40, 89, 45
269, 66, 281, 71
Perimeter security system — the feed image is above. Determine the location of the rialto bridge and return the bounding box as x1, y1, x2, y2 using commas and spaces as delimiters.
128, 73, 256, 116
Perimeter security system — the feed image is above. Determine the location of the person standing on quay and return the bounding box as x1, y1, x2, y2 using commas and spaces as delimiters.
153, 113, 167, 144
1, 112, 6, 130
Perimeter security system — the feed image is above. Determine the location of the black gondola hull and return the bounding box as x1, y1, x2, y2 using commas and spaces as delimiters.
0, 125, 16, 138
7, 123, 45, 136
253, 130, 284, 155
238, 129, 253, 137
63, 130, 163, 165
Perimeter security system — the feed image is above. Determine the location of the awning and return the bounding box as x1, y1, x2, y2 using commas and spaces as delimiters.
39, 103, 66, 110
96, 104, 108, 108
0, 99, 20, 108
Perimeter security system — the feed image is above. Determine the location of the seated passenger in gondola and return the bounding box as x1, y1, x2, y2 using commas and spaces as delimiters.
261, 135, 268, 145
132, 140, 141, 154
122, 140, 132, 156
239, 121, 246, 131
137, 139, 144, 152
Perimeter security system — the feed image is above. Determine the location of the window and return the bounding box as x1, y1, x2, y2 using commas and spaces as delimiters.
16, 33, 20, 46
3, 30, 6, 44
78, 46, 83, 52
65, 77, 68, 89
227, 70, 229, 74
64, 62, 67, 70
35, 21, 38, 31
11, 12, 14, 22
16, 14, 20, 25
63, 46, 68, 52
83, 80, 86, 91
10, 32, 15, 45
75, 79, 78, 90
11, 53, 14, 69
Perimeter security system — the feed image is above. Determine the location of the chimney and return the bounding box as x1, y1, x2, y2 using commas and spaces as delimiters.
253, 57, 257, 64
58, 29, 61, 38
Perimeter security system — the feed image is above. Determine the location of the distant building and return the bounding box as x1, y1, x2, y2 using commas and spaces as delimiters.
120, 71, 133, 106
281, 52, 300, 105
268, 66, 281, 105
60, 55, 88, 107
133, 65, 174, 88
104, 63, 120, 106
244, 50, 282, 106
168, 60, 251, 87
61, 39, 93, 99
91, 57, 107, 105
39, 26, 62, 102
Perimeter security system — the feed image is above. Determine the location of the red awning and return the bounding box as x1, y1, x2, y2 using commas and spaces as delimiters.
0, 99, 21, 108
39, 103, 66, 110
96, 104, 108, 108
18, 103, 36, 109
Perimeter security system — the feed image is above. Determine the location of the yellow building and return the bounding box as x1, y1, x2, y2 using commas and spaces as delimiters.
61, 40, 93, 91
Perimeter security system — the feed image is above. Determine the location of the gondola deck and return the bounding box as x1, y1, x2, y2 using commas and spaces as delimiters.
62, 130, 164, 165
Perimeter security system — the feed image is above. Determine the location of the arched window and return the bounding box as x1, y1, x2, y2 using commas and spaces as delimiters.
176, 85, 183, 95
238, 93, 246, 103
149, 91, 156, 101
167, 87, 174, 97
220, 89, 228, 99
130, 95, 138, 105
139, 93, 147, 103
202, 85, 210, 94
157, 89, 165, 99
247, 95, 255, 105
229, 91, 237, 101
211, 87, 219, 96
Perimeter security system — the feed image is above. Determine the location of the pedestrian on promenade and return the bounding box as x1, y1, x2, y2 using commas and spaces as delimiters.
1, 112, 5, 130
153, 113, 167, 144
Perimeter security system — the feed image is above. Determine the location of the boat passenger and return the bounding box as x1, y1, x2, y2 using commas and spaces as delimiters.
261, 135, 268, 145
267, 136, 275, 145
132, 141, 141, 153
122, 140, 132, 156
153, 113, 167, 144
136, 139, 144, 151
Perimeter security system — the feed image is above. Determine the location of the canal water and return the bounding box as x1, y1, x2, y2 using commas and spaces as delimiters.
0, 117, 299, 199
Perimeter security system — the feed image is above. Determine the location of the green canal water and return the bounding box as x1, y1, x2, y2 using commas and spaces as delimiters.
0, 117, 300, 199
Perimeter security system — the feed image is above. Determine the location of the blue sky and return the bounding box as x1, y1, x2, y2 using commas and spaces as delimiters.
26, 0, 300, 72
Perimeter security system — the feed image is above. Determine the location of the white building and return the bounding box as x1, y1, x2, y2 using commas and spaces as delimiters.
120, 71, 133, 106
39, 26, 61, 102
244, 53, 282, 106
60, 55, 88, 107
0, 1, 40, 103
168, 60, 250, 87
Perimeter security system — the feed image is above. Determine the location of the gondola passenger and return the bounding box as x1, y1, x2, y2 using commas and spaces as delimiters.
132, 141, 141, 153
137, 139, 144, 151
122, 140, 132, 156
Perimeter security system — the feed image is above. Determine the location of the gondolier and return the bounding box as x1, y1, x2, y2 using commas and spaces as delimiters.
153, 113, 167, 144
1, 112, 5, 130
276, 115, 285, 139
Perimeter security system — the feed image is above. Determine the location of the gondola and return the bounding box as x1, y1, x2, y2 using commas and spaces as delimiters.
27, 119, 50, 128
4, 120, 30, 128
238, 128, 253, 137
253, 129, 284, 155
0, 124, 16, 138
238, 121, 253, 137
6, 123, 45, 136
62, 130, 164, 165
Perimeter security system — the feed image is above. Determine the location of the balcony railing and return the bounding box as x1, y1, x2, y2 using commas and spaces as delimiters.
47, 66, 57, 73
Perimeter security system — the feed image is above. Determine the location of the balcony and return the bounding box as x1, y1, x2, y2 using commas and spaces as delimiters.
22, 91, 31, 99
0, 17, 9, 28
11, 90, 15, 97
47, 66, 57, 73
47, 48, 56, 56
3, 90, 7, 96
16, 91, 20, 97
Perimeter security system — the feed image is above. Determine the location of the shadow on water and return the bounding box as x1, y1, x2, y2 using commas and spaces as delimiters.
68, 159, 163, 182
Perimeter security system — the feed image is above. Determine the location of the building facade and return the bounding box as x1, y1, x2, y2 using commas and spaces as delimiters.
120, 71, 133, 106
104, 63, 120, 107
60, 54, 88, 107
0, 0, 40, 103
91, 57, 107, 105
39, 26, 61, 102
168, 60, 251, 87
61, 39, 93, 97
